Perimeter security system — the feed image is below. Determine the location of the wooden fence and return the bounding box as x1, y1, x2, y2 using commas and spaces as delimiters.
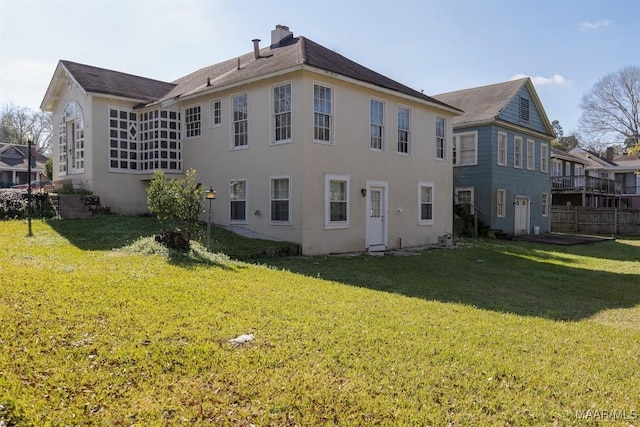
551, 206, 640, 235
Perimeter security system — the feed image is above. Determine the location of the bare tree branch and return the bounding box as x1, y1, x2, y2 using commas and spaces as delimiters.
579, 66, 640, 149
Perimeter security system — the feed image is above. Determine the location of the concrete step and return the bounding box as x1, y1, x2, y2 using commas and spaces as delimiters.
57, 194, 93, 219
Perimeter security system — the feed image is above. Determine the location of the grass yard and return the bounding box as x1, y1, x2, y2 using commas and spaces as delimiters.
1, 217, 639, 426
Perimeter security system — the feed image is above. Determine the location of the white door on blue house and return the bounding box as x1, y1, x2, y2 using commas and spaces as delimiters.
366, 183, 387, 251
514, 197, 530, 235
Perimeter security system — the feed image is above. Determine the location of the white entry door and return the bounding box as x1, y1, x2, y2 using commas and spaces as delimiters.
366, 184, 387, 251
514, 197, 530, 235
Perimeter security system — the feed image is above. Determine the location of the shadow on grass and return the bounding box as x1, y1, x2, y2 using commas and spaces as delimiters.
263, 239, 640, 322
45, 215, 296, 267
46, 216, 160, 250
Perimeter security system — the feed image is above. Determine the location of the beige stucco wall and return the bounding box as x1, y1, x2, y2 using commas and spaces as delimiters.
182, 69, 454, 254
49, 66, 454, 254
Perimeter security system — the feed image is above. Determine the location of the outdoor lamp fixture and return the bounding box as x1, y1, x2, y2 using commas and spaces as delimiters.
25, 132, 33, 237
361, 188, 367, 197
205, 186, 217, 252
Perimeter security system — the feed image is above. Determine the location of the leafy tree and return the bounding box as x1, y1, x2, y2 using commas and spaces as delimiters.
550, 120, 579, 151
579, 66, 640, 150
146, 169, 204, 245
552, 120, 564, 140
0, 103, 52, 155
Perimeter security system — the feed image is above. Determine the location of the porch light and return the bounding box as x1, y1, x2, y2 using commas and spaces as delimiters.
205, 186, 216, 251
361, 188, 367, 197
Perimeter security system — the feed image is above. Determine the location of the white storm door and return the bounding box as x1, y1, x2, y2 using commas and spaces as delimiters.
366, 185, 386, 251
514, 197, 530, 235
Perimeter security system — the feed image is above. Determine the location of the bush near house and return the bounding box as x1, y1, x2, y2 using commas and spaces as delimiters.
0, 189, 56, 219
1, 217, 638, 426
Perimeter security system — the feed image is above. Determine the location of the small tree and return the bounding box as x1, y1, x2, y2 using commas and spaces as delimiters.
147, 169, 204, 247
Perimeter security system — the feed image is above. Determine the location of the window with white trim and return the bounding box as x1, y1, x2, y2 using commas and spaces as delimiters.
210, 99, 221, 128
273, 83, 291, 143
552, 159, 562, 177
397, 106, 410, 154
138, 109, 181, 171
325, 174, 349, 227
527, 139, 535, 170
109, 107, 138, 171
497, 189, 506, 217
59, 101, 85, 175
453, 131, 477, 166
436, 116, 446, 160
514, 136, 522, 168
232, 93, 248, 149
230, 180, 247, 222
270, 177, 290, 223
314, 84, 332, 143
185, 105, 201, 138
418, 182, 434, 224
455, 187, 474, 214
370, 99, 384, 151
540, 143, 549, 173
541, 193, 549, 217
497, 132, 507, 166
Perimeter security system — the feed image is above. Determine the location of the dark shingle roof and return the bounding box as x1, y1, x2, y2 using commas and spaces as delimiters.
162, 36, 459, 111
432, 79, 528, 127
59, 36, 459, 113
61, 60, 176, 103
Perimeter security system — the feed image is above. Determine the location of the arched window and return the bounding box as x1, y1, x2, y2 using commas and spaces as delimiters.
58, 101, 85, 175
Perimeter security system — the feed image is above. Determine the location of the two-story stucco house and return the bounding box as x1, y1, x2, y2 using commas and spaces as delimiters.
433, 78, 555, 236
41, 25, 461, 255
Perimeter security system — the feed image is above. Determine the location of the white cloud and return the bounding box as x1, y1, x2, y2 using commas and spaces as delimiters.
579, 19, 612, 31
510, 73, 570, 86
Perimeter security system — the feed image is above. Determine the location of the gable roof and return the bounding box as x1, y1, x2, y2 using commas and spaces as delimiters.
432, 78, 554, 137
42, 31, 460, 114
60, 60, 177, 103
162, 36, 459, 113
0, 143, 48, 171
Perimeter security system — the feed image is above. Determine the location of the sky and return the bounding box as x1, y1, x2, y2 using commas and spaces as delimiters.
1, 0, 638, 135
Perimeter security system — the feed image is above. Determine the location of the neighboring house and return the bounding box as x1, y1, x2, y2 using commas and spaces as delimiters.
433, 78, 555, 236
0, 143, 48, 187
613, 152, 640, 208
567, 147, 639, 208
550, 148, 591, 207
40, 25, 461, 255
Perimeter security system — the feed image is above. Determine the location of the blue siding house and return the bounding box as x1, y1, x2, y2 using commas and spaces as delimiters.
434, 78, 555, 236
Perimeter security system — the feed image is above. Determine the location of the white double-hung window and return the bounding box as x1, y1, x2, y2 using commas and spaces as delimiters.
271, 177, 291, 223
314, 84, 332, 143
418, 182, 434, 225
497, 132, 507, 166
230, 180, 247, 222
453, 131, 477, 166
232, 93, 248, 149
370, 99, 384, 151
325, 174, 349, 228
436, 117, 446, 160
273, 83, 291, 143
397, 106, 410, 155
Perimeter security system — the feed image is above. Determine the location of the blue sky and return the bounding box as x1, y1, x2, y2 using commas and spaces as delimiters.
1, 0, 638, 135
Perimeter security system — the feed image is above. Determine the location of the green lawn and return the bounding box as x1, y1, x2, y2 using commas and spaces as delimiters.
1, 217, 639, 426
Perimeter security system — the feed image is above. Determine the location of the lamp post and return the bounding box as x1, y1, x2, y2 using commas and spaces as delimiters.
205, 186, 216, 251
26, 133, 33, 237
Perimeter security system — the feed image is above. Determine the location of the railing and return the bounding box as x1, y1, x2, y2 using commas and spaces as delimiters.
621, 184, 640, 195
551, 175, 622, 195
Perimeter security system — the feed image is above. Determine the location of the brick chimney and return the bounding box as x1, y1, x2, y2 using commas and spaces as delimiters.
271, 25, 293, 49
606, 146, 614, 161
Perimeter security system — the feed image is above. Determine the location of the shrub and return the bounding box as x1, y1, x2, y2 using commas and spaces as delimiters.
146, 169, 204, 247
0, 190, 56, 220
